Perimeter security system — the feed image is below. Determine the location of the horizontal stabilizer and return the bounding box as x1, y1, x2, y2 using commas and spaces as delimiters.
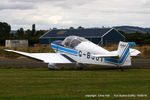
110, 48, 141, 57
130, 48, 141, 56
93, 54, 118, 57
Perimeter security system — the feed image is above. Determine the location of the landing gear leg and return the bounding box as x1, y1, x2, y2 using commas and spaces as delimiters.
76, 63, 87, 70
120, 66, 124, 72
118, 65, 124, 72
78, 67, 84, 70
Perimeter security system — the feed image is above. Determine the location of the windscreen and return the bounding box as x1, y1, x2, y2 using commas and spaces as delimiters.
62, 36, 88, 48
70, 39, 81, 48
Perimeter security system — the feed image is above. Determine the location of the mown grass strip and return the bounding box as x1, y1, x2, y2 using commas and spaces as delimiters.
0, 68, 149, 100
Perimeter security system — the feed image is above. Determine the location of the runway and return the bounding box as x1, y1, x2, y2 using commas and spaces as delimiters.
0, 58, 150, 69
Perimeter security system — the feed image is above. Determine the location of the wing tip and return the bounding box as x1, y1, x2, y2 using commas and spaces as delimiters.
4, 49, 13, 52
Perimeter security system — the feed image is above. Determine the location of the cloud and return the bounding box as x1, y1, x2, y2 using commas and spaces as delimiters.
0, 0, 150, 30
0, 1, 35, 10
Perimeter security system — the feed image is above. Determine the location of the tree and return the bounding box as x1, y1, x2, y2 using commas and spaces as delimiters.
36, 30, 45, 37
16, 28, 24, 37
69, 27, 74, 29
77, 26, 84, 29
32, 24, 36, 36
0, 22, 11, 45
0, 22, 11, 38
53, 27, 57, 30
25, 29, 32, 37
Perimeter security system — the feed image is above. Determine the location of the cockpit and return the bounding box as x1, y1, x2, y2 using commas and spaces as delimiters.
62, 36, 88, 48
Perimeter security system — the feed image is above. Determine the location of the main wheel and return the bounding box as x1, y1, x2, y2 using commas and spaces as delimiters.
120, 67, 124, 72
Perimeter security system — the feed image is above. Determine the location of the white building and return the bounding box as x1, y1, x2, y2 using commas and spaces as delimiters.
5, 40, 28, 47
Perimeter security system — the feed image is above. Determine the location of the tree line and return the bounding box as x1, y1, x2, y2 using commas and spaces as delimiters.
0, 22, 45, 46
0, 22, 150, 46
119, 30, 150, 45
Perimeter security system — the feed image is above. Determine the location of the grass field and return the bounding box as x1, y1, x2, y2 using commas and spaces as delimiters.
0, 68, 149, 100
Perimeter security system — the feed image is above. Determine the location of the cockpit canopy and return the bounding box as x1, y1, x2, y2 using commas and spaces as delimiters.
62, 36, 88, 48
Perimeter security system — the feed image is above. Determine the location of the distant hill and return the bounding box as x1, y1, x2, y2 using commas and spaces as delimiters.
113, 26, 150, 33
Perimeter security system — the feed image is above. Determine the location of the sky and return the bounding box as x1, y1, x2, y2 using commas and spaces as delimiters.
0, 0, 150, 30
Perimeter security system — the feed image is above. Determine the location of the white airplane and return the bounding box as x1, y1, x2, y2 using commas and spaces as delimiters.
4, 36, 140, 71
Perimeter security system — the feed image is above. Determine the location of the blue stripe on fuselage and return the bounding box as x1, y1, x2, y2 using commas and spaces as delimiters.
51, 44, 78, 55
104, 58, 119, 64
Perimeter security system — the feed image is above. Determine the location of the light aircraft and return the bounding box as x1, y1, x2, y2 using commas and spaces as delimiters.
4, 36, 140, 71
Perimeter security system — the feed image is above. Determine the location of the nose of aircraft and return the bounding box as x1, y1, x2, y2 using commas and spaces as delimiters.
51, 40, 63, 46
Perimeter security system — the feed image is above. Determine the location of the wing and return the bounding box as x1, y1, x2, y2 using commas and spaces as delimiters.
4, 49, 73, 64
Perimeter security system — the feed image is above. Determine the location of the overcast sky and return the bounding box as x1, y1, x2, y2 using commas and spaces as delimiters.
0, 0, 150, 30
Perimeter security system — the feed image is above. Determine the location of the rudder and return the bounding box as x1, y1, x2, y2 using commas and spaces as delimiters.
117, 41, 131, 66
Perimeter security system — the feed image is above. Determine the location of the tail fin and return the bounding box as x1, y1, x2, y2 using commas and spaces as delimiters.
117, 41, 131, 66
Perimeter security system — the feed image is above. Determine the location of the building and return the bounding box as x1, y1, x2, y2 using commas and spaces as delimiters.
40, 28, 125, 46
5, 40, 28, 47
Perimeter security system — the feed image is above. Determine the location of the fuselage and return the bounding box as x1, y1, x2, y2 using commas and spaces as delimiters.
51, 36, 116, 66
